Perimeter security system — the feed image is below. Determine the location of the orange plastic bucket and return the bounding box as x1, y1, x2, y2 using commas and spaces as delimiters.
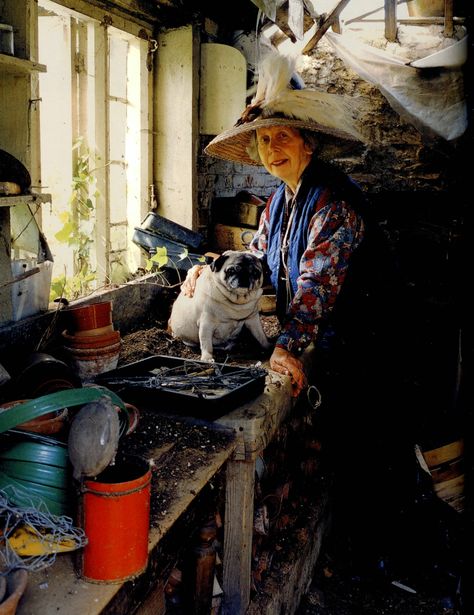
78, 455, 151, 583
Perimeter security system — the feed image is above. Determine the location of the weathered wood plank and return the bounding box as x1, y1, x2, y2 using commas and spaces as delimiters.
0, 55, 46, 74
43, 0, 155, 34
246, 496, 330, 615
134, 580, 166, 615
0, 194, 51, 208
217, 346, 318, 614
444, 0, 454, 37
384, 0, 397, 42
217, 345, 317, 461
0, 209, 13, 323
221, 459, 256, 615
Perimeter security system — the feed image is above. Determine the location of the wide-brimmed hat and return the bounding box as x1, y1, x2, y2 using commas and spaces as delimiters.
204, 52, 365, 167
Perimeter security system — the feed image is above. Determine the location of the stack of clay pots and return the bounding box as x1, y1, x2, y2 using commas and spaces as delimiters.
62, 301, 120, 382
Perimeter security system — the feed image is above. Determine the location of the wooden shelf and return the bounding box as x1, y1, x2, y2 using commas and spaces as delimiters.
0, 193, 51, 208
0, 53, 46, 74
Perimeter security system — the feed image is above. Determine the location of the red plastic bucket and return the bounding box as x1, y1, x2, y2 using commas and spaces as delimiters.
78, 456, 151, 583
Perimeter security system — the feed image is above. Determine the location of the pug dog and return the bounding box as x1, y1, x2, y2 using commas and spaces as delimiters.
169, 250, 272, 361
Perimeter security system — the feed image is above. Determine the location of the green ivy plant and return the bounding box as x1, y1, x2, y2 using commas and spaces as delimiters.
50, 138, 99, 301
145, 246, 206, 286
49, 138, 207, 300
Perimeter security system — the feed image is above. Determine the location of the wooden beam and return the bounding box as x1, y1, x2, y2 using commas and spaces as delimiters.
444, 0, 454, 37
221, 459, 256, 615
347, 16, 464, 24
264, 0, 316, 43
0, 209, 13, 323
192, 519, 217, 615
302, 0, 352, 55
332, 16, 342, 34
384, 0, 397, 42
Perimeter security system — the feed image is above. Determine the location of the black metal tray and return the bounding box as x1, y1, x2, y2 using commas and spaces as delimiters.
140, 212, 204, 250
94, 355, 267, 420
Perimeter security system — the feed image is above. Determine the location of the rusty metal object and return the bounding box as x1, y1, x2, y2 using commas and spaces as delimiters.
0, 399, 67, 436
0, 182, 21, 196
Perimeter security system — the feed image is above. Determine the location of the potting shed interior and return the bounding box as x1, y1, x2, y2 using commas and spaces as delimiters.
0, 0, 470, 614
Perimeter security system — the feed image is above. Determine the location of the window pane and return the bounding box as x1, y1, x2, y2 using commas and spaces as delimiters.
109, 35, 128, 99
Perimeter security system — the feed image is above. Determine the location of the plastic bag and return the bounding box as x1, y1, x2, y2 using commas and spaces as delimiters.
326, 30, 467, 141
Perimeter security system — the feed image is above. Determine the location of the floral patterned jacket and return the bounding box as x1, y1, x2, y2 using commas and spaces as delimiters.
250, 159, 365, 356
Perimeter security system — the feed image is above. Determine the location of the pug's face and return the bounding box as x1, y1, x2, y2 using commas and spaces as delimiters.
211, 251, 265, 295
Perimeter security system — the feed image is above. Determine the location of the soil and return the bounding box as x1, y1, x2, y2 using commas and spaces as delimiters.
117, 315, 281, 367
117, 408, 233, 525
115, 318, 281, 527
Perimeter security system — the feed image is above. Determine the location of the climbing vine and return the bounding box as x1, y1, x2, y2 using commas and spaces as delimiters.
50, 138, 98, 301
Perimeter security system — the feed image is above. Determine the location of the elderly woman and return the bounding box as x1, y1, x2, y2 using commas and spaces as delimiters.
184, 54, 368, 396
184, 53, 427, 577
244, 124, 365, 396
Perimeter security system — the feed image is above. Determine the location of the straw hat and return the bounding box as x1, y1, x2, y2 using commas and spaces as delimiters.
204, 52, 365, 167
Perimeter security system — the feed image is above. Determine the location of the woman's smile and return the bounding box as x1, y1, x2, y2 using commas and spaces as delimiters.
256, 126, 313, 191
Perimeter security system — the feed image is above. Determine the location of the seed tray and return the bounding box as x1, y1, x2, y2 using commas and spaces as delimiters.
94, 355, 267, 420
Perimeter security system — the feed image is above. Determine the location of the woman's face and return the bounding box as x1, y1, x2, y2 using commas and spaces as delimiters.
256, 126, 314, 191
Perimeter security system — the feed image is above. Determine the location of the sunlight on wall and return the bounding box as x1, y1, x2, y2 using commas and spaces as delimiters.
38, 8, 74, 282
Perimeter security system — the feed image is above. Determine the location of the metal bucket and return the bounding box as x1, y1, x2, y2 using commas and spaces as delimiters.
406, 0, 444, 16
78, 455, 151, 583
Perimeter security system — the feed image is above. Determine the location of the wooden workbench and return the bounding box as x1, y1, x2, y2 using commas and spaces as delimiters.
13, 345, 323, 615
216, 346, 323, 615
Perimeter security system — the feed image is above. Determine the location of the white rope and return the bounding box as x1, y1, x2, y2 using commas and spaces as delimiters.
0, 487, 87, 575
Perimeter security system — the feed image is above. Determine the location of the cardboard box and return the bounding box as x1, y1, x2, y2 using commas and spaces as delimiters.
213, 191, 266, 229
213, 223, 256, 252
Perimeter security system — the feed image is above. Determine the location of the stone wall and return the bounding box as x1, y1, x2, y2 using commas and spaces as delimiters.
197, 141, 279, 236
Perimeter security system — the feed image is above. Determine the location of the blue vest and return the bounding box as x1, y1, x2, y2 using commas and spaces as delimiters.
266, 181, 325, 297
266, 159, 367, 299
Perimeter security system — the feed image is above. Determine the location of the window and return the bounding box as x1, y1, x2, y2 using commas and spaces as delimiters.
38, 0, 151, 298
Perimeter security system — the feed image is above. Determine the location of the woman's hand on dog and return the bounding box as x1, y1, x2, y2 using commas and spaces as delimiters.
181, 265, 205, 297
270, 347, 307, 397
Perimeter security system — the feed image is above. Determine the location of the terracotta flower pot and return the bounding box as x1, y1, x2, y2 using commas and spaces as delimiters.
61, 329, 120, 350
0, 400, 68, 435
65, 301, 113, 332
74, 324, 114, 338
65, 343, 121, 382
64, 341, 121, 357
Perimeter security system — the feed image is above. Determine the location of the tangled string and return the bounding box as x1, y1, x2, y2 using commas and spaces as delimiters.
0, 486, 87, 575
